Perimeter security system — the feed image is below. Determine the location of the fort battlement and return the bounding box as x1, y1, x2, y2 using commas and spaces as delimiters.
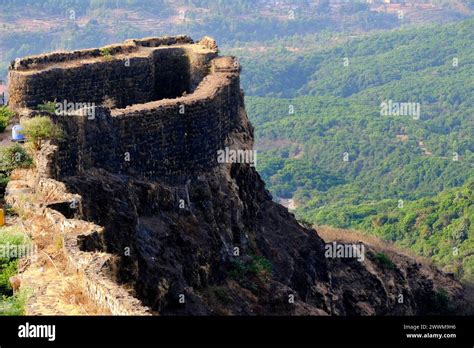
8, 35, 212, 108
8, 36, 243, 182
5, 36, 247, 315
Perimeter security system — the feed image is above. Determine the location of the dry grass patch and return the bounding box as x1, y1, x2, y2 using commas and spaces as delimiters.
61, 280, 110, 315
315, 225, 432, 266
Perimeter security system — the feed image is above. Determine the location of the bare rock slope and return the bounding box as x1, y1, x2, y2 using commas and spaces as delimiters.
61, 108, 469, 316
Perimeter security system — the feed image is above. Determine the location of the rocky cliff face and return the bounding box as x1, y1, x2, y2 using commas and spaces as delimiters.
58, 103, 469, 316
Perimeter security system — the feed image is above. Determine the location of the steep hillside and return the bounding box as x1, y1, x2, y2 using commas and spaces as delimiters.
242, 18, 474, 283
308, 182, 474, 282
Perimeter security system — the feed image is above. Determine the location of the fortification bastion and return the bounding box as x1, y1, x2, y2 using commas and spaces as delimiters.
8, 35, 242, 182
5, 36, 249, 315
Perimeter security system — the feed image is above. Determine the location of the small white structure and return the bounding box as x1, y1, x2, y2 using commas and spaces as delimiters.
12, 124, 25, 142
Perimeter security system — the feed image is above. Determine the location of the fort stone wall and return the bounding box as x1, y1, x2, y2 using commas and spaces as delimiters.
47, 57, 241, 182
4, 35, 246, 315
8, 36, 240, 183
8, 36, 217, 109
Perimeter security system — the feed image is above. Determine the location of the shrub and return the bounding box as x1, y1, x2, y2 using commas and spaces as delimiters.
0, 143, 33, 173
0, 106, 15, 132
0, 259, 18, 295
229, 255, 273, 282
99, 47, 113, 59
0, 225, 27, 250
21, 116, 63, 150
373, 252, 395, 269
248, 255, 273, 280
0, 144, 32, 196
0, 174, 9, 196
0, 289, 28, 315
298, 218, 314, 229
36, 101, 57, 114
0, 225, 28, 314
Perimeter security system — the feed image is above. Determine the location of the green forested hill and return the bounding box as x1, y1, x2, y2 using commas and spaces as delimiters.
0, 0, 402, 80
249, 92, 473, 204
245, 18, 474, 277
247, 18, 473, 200
308, 181, 474, 281
241, 18, 474, 98
1, 0, 470, 80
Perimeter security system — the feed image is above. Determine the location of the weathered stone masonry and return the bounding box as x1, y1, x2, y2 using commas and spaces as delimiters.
9, 36, 242, 183
50, 61, 240, 181
8, 36, 203, 108
6, 35, 243, 314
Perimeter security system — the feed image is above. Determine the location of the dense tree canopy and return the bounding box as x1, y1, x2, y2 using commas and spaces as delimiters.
244, 18, 474, 279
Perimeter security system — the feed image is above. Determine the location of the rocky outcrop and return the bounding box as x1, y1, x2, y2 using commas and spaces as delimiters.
54, 107, 469, 315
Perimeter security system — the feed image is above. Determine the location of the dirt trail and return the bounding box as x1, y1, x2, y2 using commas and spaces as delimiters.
0, 124, 13, 148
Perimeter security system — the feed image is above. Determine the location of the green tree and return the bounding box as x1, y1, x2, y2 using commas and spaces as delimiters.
0, 107, 15, 133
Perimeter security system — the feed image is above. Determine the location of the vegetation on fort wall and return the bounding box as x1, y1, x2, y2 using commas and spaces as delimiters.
21, 116, 63, 150
36, 102, 57, 114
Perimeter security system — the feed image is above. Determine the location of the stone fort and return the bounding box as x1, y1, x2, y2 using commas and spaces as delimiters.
6, 36, 248, 314
8, 35, 242, 183
5, 36, 468, 316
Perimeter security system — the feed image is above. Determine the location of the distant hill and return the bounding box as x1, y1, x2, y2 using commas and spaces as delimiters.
0, 0, 472, 79
310, 181, 474, 282
243, 18, 474, 280
240, 17, 474, 98
246, 18, 473, 200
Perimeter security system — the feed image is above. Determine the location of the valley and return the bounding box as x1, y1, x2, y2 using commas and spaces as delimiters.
244, 18, 474, 283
